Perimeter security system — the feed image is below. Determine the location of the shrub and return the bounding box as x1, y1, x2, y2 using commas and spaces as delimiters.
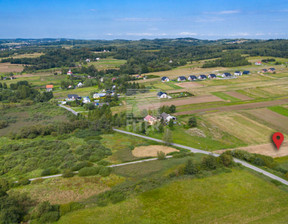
184, 159, 199, 175
99, 166, 112, 177
201, 155, 218, 170
39, 211, 59, 223
18, 177, 30, 186
78, 166, 100, 177
71, 162, 93, 171
157, 151, 166, 160
41, 167, 60, 176
0, 120, 8, 129
218, 153, 234, 167
188, 116, 197, 128
62, 169, 74, 178
97, 160, 110, 166
60, 202, 84, 216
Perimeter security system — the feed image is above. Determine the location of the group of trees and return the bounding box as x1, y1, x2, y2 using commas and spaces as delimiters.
0, 81, 53, 103
202, 53, 251, 68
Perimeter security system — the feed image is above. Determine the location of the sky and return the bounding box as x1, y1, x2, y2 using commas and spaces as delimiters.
0, 0, 288, 40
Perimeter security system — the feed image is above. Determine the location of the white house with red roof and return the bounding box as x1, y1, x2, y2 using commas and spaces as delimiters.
67, 69, 73, 75
144, 115, 158, 125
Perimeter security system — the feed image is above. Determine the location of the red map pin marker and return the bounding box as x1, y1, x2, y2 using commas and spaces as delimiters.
272, 132, 284, 150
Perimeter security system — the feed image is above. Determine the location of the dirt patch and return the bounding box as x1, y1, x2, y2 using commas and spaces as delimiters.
176, 82, 203, 88
215, 141, 288, 158
132, 145, 178, 157
139, 95, 224, 110
175, 98, 288, 115
0, 62, 23, 73
225, 91, 253, 100
185, 128, 206, 137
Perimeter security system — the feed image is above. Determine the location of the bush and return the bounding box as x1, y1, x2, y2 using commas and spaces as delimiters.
62, 169, 74, 178
0, 120, 8, 129
97, 160, 110, 166
78, 167, 100, 177
201, 155, 218, 170
218, 153, 234, 167
184, 159, 199, 175
60, 202, 84, 216
41, 167, 60, 176
71, 161, 93, 171
99, 166, 112, 177
188, 116, 197, 128
157, 151, 166, 160
18, 177, 30, 186
38, 211, 59, 223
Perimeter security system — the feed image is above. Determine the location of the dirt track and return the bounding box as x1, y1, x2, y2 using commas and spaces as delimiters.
139, 95, 224, 110
174, 98, 288, 115
215, 141, 288, 158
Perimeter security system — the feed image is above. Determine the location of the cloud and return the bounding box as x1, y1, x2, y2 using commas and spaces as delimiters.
116, 17, 165, 22
178, 32, 197, 36
204, 10, 240, 15
195, 17, 224, 23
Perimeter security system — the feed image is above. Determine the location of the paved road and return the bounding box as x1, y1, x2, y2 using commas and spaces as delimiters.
58, 104, 79, 116
113, 128, 288, 186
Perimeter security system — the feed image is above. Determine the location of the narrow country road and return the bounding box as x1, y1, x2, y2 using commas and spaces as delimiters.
113, 128, 288, 186
57, 104, 288, 186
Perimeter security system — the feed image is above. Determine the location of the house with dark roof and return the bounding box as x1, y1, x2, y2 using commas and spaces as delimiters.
208, 74, 216, 79
262, 69, 268, 73
161, 76, 170, 82
188, 75, 197, 81
268, 68, 276, 72
177, 76, 187, 82
243, 71, 250, 75
198, 75, 207, 80
222, 73, 232, 78
160, 112, 176, 123
234, 71, 242, 76
157, 91, 170, 99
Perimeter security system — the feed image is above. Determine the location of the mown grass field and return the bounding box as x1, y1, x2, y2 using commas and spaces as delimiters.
56, 169, 288, 224
87, 57, 126, 70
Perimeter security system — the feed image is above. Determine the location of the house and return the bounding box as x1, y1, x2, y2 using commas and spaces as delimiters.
255, 61, 262, 65
94, 102, 109, 107
157, 91, 171, 99
93, 93, 106, 98
262, 69, 268, 73
77, 82, 84, 88
46, 85, 53, 92
96, 57, 100, 61
222, 73, 232, 78
234, 71, 242, 76
85, 59, 91, 63
68, 94, 79, 100
169, 60, 173, 63
10, 76, 16, 80
161, 76, 170, 82
100, 77, 104, 82
67, 70, 73, 75
268, 68, 276, 72
177, 76, 187, 82
188, 75, 197, 81
208, 74, 216, 79
243, 71, 250, 75
83, 96, 91, 104
160, 112, 176, 123
198, 75, 207, 80
112, 77, 117, 82
144, 115, 158, 125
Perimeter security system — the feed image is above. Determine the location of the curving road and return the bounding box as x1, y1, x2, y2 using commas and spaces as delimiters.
113, 128, 288, 186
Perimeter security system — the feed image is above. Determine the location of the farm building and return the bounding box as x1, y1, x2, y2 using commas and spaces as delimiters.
188, 75, 197, 81
68, 94, 80, 100
67, 70, 73, 75
93, 93, 106, 98
161, 76, 170, 82
144, 115, 158, 125
243, 71, 250, 75
222, 73, 232, 78
77, 82, 84, 88
177, 76, 187, 82
83, 97, 91, 104
208, 74, 216, 79
160, 112, 176, 123
46, 85, 53, 92
234, 71, 242, 76
198, 75, 207, 80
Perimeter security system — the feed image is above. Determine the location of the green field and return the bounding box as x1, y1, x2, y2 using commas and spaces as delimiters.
269, 105, 288, 117
212, 92, 239, 102
56, 169, 288, 224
